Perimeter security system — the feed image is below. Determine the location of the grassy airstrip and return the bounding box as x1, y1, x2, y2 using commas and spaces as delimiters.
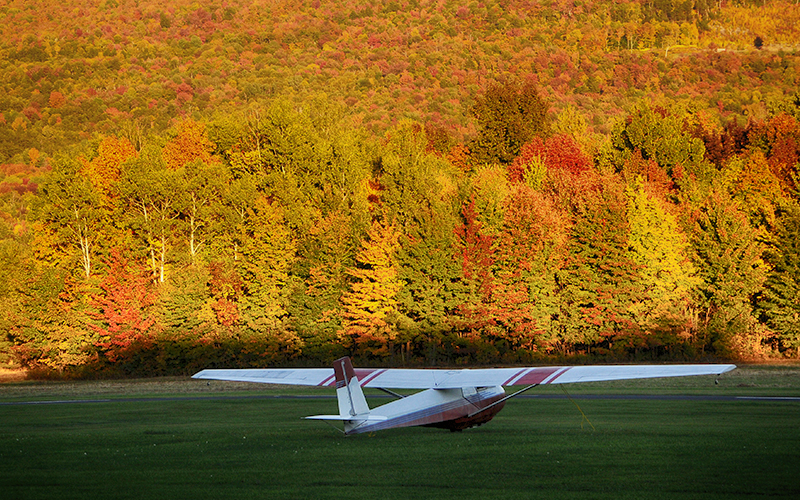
1, 365, 799, 499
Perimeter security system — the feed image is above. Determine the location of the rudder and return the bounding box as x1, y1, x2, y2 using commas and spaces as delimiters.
333, 356, 370, 417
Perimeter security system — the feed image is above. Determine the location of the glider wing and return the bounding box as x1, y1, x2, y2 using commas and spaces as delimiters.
193, 364, 735, 389
352, 364, 736, 389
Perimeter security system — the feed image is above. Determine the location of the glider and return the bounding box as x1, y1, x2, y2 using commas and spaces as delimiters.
192, 357, 735, 435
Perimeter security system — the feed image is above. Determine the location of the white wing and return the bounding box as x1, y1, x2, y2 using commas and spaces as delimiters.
192, 364, 735, 389
534, 364, 737, 385
192, 368, 334, 386
355, 364, 736, 388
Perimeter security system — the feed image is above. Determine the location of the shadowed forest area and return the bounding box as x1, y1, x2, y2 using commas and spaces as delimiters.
1, 0, 799, 377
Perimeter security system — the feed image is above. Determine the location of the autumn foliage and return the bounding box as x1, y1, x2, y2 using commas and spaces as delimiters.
1, 0, 799, 376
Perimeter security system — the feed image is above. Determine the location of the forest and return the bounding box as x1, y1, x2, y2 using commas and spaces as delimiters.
1, 0, 799, 376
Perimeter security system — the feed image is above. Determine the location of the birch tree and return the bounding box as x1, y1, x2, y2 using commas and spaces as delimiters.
35, 155, 102, 279
118, 147, 181, 284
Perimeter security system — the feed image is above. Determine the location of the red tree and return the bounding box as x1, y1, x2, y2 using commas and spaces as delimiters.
88, 250, 160, 364
508, 134, 591, 183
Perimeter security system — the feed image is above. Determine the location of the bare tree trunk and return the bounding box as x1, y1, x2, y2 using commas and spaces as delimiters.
159, 230, 166, 283
141, 202, 159, 283
73, 208, 91, 279
188, 194, 200, 262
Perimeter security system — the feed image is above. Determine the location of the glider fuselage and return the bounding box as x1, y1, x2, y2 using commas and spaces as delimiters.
347, 386, 506, 434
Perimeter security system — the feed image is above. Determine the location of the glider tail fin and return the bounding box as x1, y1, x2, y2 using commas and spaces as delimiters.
333, 356, 370, 417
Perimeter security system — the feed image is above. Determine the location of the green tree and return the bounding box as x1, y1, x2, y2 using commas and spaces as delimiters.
555, 175, 646, 353
718, 151, 789, 230
689, 190, 768, 356
118, 146, 182, 284
34, 154, 104, 279
289, 211, 354, 363
470, 80, 549, 165
396, 219, 464, 364
371, 123, 464, 363
611, 104, 705, 175
228, 99, 372, 234
8, 268, 99, 373
470, 165, 510, 233
157, 263, 212, 336
177, 160, 230, 263
760, 205, 800, 356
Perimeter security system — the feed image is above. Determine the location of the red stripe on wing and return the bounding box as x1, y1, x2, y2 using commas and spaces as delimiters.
503, 369, 529, 386
509, 367, 568, 385
319, 373, 336, 387
357, 369, 385, 386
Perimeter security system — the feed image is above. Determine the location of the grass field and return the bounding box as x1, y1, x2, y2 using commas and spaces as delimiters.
1, 365, 799, 499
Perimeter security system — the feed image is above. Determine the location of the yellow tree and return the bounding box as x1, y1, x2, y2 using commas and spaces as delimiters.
720, 150, 790, 229
80, 136, 137, 205
626, 178, 700, 333
340, 218, 403, 358
238, 196, 297, 330
79, 135, 138, 274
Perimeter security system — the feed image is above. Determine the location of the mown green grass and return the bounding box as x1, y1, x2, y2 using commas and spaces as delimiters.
1, 366, 799, 499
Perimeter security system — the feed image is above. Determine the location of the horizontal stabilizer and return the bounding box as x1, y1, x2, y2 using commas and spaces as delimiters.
305, 414, 388, 422
192, 368, 331, 385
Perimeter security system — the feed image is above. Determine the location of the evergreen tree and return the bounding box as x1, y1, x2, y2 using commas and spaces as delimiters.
289, 211, 353, 363
157, 263, 211, 335
689, 190, 768, 355
470, 80, 549, 165
760, 205, 800, 355
374, 123, 464, 363
555, 176, 646, 352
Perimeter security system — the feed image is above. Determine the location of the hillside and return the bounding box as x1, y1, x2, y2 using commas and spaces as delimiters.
1, 0, 799, 163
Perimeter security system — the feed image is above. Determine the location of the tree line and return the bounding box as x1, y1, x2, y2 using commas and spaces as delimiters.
2, 83, 799, 376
